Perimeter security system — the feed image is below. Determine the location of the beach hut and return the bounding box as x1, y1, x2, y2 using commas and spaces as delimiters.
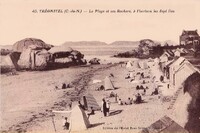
174, 49, 181, 57
154, 58, 160, 65
140, 116, 189, 133
159, 51, 171, 63
167, 57, 189, 88
104, 76, 115, 90
164, 60, 174, 78
70, 105, 90, 132
174, 62, 197, 89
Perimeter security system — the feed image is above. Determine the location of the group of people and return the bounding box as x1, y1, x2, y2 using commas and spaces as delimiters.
118, 97, 134, 105
117, 93, 143, 105
136, 85, 149, 90
101, 98, 110, 117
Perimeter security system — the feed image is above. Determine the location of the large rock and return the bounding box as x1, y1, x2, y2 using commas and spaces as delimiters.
18, 48, 51, 70
71, 50, 84, 59
48, 46, 86, 67
0, 55, 16, 73
18, 49, 32, 69
13, 38, 52, 52
89, 58, 100, 65
35, 49, 51, 70
48, 46, 73, 59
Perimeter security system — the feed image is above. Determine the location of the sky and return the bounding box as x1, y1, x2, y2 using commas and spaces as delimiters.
0, 0, 200, 45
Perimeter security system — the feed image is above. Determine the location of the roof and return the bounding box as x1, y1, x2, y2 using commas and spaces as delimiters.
162, 51, 171, 57
140, 116, 189, 133
166, 50, 174, 57
182, 49, 189, 54
166, 58, 178, 68
181, 30, 199, 36
169, 57, 186, 68
175, 62, 198, 74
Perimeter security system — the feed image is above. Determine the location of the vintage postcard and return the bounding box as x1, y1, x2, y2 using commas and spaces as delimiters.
0, 0, 200, 133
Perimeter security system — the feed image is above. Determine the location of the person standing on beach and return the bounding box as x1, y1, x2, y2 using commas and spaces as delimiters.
106, 100, 110, 116
63, 117, 70, 130
143, 88, 146, 95
115, 93, 118, 103
68, 100, 73, 110
101, 99, 107, 117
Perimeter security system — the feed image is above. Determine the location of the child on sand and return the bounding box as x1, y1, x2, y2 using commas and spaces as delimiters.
87, 107, 95, 119
63, 117, 70, 130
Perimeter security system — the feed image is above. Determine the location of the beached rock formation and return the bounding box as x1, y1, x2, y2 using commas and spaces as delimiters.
18, 49, 51, 70
1, 38, 87, 73
89, 58, 100, 65
17, 46, 87, 70
48, 46, 87, 68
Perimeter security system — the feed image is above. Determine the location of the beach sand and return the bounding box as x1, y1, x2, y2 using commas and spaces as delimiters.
1, 57, 178, 133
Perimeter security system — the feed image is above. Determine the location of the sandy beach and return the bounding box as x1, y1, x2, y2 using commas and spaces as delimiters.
0, 55, 178, 133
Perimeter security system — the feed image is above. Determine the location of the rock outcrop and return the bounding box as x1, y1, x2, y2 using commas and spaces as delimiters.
48, 46, 87, 68
18, 49, 51, 70
89, 58, 100, 65
13, 38, 52, 52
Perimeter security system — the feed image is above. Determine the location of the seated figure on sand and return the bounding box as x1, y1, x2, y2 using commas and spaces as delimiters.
109, 91, 115, 97
125, 73, 130, 79
140, 85, 144, 90
136, 85, 140, 90
151, 88, 159, 95
87, 107, 95, 119
135, 93, 142, 104
125, 97, 133, 105
118, 99, 124, 105
96, 85, 105, 91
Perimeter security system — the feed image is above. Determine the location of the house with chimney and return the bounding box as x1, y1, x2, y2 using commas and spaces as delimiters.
180, 30, 200, 47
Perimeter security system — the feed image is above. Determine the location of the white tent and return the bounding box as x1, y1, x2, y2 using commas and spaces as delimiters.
143, 61, 148, 69
132, 60, 140, 69
126, 61, 133, 68
70, 105, 90, 132
104, 76, 115, 90
138, 61, 148, 69
130, 72, 134, 78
